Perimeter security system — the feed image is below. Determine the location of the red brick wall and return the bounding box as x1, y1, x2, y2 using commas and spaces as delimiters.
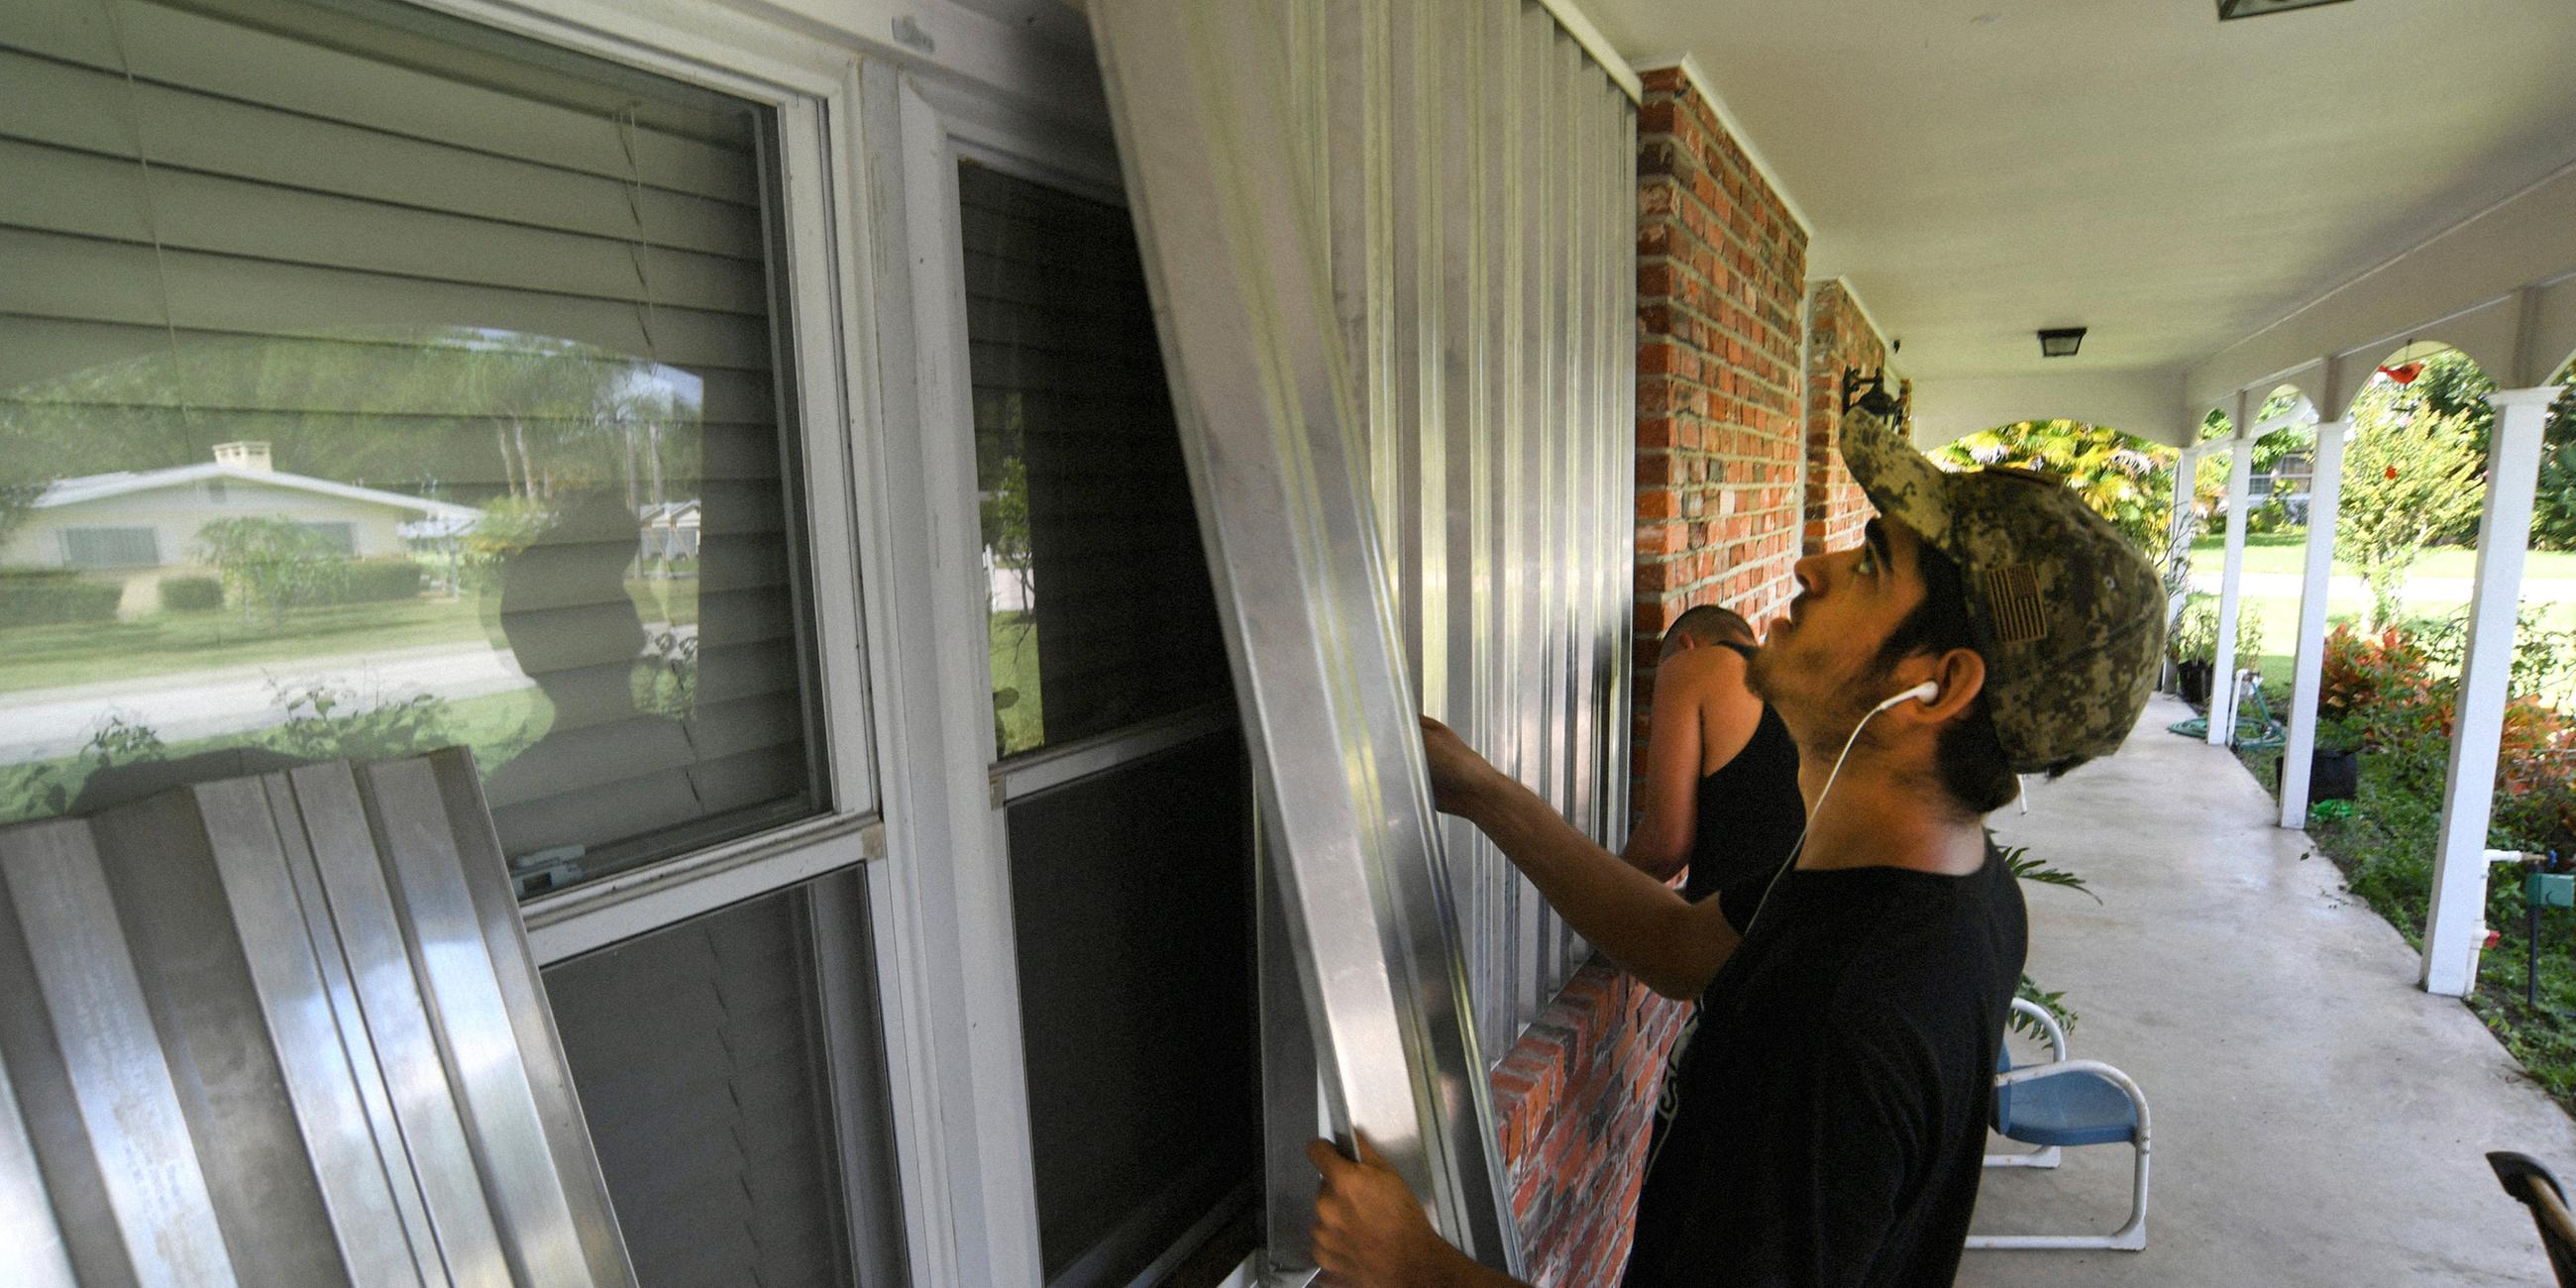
1490, 961, 1687, 1287
1632, 63, 1809, 757
1803, 279, 1892, 557
1478, 61, 1815, 1288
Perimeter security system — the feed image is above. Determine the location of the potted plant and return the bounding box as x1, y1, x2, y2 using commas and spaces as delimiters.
2171, 595, 2217, 706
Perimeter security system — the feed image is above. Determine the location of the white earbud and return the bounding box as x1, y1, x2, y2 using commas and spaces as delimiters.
1871, 680, 1940, 713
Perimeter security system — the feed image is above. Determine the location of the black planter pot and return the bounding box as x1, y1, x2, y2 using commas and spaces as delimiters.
2309, 748, 2360, 802
2177, 660, 2214, 707
2271, 747, 2361, 803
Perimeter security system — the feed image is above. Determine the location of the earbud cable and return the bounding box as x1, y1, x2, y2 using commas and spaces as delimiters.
1736, 695, 1903, 945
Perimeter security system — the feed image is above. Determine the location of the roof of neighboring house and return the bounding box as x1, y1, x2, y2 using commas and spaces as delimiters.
637, 499, 700, 524
35, 463, 482, 520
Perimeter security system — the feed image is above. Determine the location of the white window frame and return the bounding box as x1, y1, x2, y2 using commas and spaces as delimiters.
376, 3, 1123, 1286
851, 57, 1139, 1288
359, 0, 924, 1280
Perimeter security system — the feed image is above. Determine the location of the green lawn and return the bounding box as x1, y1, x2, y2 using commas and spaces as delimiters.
2186, 529, 2576, 699
0, 597, 491, 694
990, 610, 1044, 755
2188, 530, 2576, 581
0, 577, 700, 696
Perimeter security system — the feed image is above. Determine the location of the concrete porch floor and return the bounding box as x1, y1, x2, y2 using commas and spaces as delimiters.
1958, 694, 2576, 1287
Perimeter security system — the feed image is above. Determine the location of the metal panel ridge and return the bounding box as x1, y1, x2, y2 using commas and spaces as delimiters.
1087, 0, 1523, 1275
0, 755, 636, 1287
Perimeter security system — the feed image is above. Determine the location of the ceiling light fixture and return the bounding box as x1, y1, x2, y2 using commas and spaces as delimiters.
2037, 327, 2086, 359
2216, 0, 2353, 20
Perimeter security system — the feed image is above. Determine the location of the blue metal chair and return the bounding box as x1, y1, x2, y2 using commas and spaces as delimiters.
1968, 999, 2153, 1251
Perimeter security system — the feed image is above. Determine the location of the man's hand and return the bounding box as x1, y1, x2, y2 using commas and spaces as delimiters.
1307, 1133, 1467, 1288
1419, 715, 1498, 818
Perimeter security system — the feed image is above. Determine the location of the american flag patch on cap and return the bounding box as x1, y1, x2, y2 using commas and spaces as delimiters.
1985, 564, 2047, 645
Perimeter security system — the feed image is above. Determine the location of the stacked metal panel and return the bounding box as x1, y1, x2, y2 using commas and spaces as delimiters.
1279, 0, 1640, 1051
0, 750, 633, 1287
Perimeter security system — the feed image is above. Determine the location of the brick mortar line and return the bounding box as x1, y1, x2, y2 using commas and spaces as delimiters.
1635, 293, 1802, 376
1637, 250, 1802, 335
1639, 121, 1801, 259
1636, 203, 1806, 303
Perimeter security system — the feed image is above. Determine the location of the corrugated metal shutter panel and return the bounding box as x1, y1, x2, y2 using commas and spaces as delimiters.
1274, 0, 1638, 1050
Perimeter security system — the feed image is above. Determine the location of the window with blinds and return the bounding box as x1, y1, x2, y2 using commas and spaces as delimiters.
960, 163, 1230, 757
545, 870, 906, 1288
0, 0, 822, 895
62, 526, 161, 568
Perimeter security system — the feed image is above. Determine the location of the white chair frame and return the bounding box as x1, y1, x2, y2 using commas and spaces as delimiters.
1986, 999, 2068, 1170
1969, 1000, 2153, 1252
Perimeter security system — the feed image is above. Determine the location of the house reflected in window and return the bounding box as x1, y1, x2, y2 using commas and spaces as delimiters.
0, 329, 810, 895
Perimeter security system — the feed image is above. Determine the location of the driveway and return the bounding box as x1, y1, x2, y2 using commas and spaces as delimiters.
0, 641, 535, 761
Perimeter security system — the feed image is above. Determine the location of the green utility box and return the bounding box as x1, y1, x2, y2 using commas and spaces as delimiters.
2527, 871, 2576, 910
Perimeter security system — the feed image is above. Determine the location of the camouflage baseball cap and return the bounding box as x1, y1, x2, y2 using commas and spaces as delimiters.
1840, 399, 2166, 774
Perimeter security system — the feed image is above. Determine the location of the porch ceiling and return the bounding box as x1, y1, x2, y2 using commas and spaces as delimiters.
1588, 0, 2576, 389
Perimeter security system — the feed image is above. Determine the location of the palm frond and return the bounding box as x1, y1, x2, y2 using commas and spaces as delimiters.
2001, 843, 2102, 904
2013, 975, 2079, 1037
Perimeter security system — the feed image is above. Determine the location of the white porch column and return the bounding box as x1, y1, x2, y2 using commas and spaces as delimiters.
2279, 418, 2352, 827
2420, 385, 2563, 996
2207, 431, 2256, 747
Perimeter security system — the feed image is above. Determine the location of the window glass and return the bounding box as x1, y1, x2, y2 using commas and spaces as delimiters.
545, 871, 909, 1288
63, 526, 161, 568
0, 0, 822, 896
1007, 736, 1257, 1286
957, 162, 1229, 757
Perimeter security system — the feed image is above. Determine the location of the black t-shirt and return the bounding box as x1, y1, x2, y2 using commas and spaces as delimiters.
1622, 840, 2028, 1288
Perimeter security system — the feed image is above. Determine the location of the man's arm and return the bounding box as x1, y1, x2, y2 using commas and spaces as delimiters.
1425, 716, 1742, 1000
1308, 1134, 1528, 1288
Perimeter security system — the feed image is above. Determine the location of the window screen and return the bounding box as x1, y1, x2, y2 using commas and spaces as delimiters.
959, 162, 1229, 756
62, 526, 160, 568
545, 870, 907, 1288
301, 520, 358, 556
0, 0, 821, 895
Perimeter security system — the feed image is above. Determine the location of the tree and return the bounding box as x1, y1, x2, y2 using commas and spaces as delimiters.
193, 515, 352, 626
2336, 411, 2485, 629
2530, 365, 2576, 550
1936, 420, 2176, 558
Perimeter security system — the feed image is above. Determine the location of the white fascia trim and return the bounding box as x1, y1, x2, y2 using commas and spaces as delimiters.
2187, 156, 2576, 406
1536, 0, 1643, 102
1627, 52, 1817, 246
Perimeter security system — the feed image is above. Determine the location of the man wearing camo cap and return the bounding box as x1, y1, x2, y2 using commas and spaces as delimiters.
1307, 387, 2166, 1288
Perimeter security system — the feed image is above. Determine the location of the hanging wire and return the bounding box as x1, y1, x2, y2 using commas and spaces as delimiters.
98, 0, 207, 462
612, 99, 705, 795
613, 103, 665, 366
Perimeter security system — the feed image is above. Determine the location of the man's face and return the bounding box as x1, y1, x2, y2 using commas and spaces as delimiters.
1749, 516, 1932, 735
